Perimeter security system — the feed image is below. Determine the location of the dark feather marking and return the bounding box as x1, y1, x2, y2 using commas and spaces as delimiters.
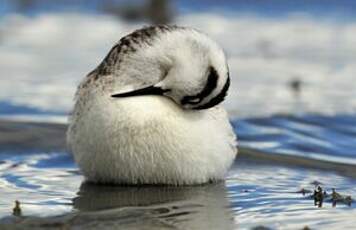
111, 86, 170, 98
79, 25, 182, 92
181, 66, 219, 105
194, 75, 230, 110
88, 25, 178, 80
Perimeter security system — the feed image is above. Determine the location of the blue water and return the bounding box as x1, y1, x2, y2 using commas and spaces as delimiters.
1, 103, 356, 229
2, 102, 356, 166
234, 114, 356, 165
1, 144, 356, 229
0, 101, 66, 116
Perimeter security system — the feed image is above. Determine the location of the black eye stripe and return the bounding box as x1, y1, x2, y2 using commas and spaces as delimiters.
111, 86, 170, 98
193, 75, 230, 110
181, 66, 219, 105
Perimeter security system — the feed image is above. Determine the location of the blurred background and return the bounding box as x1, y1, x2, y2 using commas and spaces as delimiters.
2, 2, 356, 228
1, 0, 356, 122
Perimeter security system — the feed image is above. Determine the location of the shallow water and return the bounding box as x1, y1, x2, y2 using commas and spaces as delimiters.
0, 152, 355, 229
0, 115, 356, 229
234, 114, 356, 166
1, 1, 356, 229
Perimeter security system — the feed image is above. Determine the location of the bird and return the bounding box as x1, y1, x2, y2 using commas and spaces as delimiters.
67, 25, 237, 185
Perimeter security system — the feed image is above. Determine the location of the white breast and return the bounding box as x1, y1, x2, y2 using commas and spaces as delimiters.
67, 92, 237, 185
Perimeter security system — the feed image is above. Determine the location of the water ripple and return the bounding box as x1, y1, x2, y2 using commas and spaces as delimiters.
234, 114, 356, 165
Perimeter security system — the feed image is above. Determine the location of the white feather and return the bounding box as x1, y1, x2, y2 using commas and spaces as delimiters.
67, 26, 237, 185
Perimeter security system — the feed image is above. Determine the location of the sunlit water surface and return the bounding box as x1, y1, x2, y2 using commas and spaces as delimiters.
1, 114, 356, 229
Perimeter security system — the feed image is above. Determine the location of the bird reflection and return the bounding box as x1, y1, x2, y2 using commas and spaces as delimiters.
72, 182, 235, 229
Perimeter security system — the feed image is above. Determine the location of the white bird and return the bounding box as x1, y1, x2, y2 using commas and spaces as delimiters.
67, 25, 237, 185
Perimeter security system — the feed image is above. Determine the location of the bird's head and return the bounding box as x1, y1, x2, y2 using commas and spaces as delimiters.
109, 26, 230, 110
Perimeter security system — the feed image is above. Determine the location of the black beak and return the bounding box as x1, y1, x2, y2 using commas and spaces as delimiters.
111, 86, 169, 98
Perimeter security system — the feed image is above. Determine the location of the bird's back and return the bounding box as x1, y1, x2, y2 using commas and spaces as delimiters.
67, 25, 237, 185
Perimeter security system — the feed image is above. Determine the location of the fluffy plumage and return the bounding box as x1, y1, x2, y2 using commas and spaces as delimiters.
67, 25, 237, 185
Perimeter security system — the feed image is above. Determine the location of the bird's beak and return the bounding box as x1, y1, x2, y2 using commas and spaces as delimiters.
111, 86, 169, 98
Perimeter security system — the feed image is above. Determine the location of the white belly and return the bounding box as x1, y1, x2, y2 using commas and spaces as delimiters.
67, 95, 237, 185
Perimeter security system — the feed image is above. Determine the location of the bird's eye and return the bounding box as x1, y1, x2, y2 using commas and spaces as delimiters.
189, 98, 200, 103
181, 96, 202, 105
